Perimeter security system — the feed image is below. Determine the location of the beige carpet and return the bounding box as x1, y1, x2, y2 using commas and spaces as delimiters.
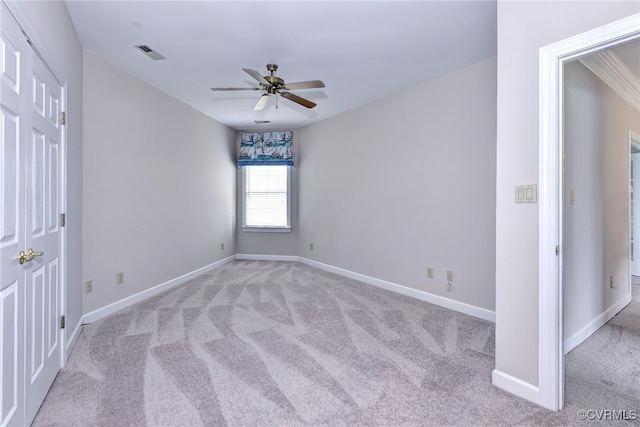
565, 299, 640, 425
32, 261, 639, 426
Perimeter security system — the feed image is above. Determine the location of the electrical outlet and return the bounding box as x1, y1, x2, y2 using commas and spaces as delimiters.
610, 275, 615, 288
447, 282, 452, 292
310, 243, 314, 251
427, 267, 434, 279
447, 271, 454, 281
221, 243, 225, 251
117, 272, 124, 285
85, 280, 93, 293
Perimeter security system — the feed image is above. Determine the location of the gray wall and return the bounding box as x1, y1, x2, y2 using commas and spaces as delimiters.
495, 0, 640, 387
297, 58, 497, 311
563, 60, 639, 343
8, 0, 85, 347
82, 52, 236, 314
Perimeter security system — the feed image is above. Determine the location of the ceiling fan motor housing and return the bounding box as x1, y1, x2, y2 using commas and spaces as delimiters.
264, 75, 284, 94
264, 64, 284, 93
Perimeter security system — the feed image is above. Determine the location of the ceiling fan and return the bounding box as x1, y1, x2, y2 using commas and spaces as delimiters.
211, 64, 325, 110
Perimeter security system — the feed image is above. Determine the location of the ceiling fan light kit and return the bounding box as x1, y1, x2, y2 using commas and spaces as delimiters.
211, 64, 325, 111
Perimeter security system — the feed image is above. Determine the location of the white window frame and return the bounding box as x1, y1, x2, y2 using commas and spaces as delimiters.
242, 165, 292, 232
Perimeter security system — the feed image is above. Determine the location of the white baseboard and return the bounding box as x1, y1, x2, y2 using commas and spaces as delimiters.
492, 369, 539, 404
564, 294, 632, 354
82, 255, 236, 324
82, 254, 494, 327
236, 253, 298, 262
298, 257, 496, 322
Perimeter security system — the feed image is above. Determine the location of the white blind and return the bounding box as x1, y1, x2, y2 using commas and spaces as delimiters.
243, 165, 289, 228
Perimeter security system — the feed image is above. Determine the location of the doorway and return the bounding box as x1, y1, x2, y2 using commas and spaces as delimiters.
561, 42, 639, 414
0, 3, 66, 426
538, 14, 640, 411
562, 41, 638, 354
631, 132, 640, 277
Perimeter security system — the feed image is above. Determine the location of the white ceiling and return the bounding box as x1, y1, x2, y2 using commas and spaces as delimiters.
64, 0, 497, 131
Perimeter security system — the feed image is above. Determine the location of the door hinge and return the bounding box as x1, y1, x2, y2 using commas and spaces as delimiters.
556, 245, 560, 256
60, 112, 66, 125
60, 315, 66, 329
60, 213, 66, 227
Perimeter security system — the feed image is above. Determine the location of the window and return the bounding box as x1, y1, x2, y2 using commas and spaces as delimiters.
237, 131, 293, 231
242, 165, 291, 231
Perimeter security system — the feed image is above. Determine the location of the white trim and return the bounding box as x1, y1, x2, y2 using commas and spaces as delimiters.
564, 296, 632, 354
629, 130, 639, 293
236, 254, 496, 321
80, 253, 494, 341
538, 13, 640, 412
539, 41, 564, 412
58, 82, 68, 369
236, 254, 298, 262
298, 257, 496, 322
82, 256, 235, 324
242, 227, 292, 233
492, 370, 539, 404
580, 50, 640, 112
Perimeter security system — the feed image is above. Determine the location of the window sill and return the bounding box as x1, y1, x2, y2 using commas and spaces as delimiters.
242, 227, 292, 233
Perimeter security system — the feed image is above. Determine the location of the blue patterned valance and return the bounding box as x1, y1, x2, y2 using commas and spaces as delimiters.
238, 131, 293, 166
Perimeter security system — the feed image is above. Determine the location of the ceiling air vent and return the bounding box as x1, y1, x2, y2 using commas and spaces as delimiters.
254, 120, 271, 124
134, 45, 166, 61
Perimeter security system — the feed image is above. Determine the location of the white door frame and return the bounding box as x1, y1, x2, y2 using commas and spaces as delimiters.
538, 13, 640, 411
630, 131, 640, 278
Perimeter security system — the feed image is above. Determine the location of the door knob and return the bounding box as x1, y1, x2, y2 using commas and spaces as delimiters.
18, 248, 44, 265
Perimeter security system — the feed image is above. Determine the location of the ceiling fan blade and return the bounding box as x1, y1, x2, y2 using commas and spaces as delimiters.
280, 91, 316, 109
211, 87, 259, 91
243, 68, 270, 86
283, 80, 325, 90
253, 94, 271, 111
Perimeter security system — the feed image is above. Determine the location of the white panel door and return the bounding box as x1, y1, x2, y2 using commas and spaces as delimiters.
23, 31, 63, 425
1, 4, 64, 426
1, 4, 26, 425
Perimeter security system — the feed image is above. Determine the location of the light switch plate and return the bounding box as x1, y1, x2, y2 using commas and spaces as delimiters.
515, 185, 537, 203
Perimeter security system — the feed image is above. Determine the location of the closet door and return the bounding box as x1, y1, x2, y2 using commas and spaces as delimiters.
1, 4, 64, 425
1, 4, 27, 424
